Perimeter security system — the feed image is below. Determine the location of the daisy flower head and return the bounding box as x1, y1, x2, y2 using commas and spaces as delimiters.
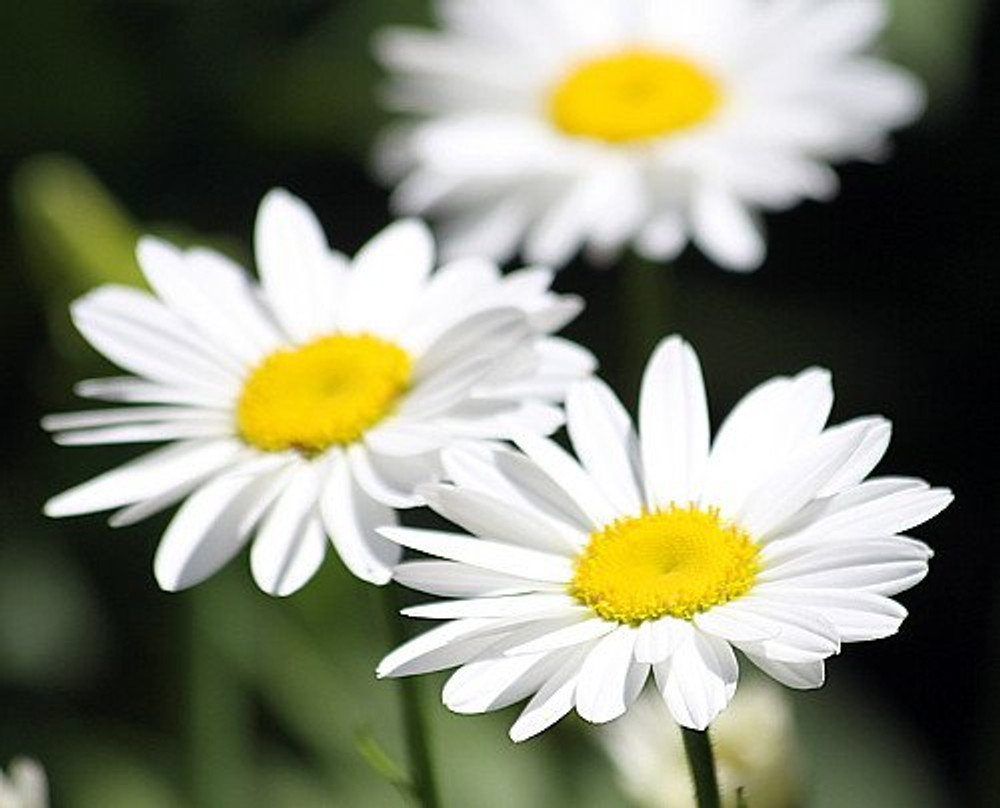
375, 0, 924, 271
44, 189, 595, 595
377, 336, 952, 739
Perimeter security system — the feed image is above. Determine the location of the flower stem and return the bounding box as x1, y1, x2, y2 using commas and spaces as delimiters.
621, 252, 673, 401
380, 586, 442, 808
681, 726, 723, 808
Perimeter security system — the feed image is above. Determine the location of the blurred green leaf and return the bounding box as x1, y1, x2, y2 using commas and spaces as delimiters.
887, 0, 985, 115
11, 154, 144, 298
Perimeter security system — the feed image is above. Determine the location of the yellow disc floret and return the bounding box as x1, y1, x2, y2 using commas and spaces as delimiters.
570, 505, 759, 624
549, 48, 721, 143
237, 333, 412, 455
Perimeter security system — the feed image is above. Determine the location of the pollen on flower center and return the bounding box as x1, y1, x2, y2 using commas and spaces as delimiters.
237, 333, 412, 455
548, 48, 721, 143
569, 505, 759, 624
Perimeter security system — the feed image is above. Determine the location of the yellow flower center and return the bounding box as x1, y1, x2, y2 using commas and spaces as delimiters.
236, 333, 412, 455
570, 505, 759, 624
548, 48, 721, 143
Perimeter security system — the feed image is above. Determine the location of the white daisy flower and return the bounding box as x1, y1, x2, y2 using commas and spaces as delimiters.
375, 0, 924, 271
44, 189, 595, 595
377, 335, 951, 739
0, 759, 47, 808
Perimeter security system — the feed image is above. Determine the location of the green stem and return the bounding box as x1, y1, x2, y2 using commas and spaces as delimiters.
380, 586, 442, 808
188, 579, 255, 808
681, 726, 723, 808
620, 253, 674, 401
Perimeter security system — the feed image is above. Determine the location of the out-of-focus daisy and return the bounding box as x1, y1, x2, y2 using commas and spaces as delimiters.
0, 759, 47, 808
44, 189, 594, 594
378, 335, 951, 739
375, 0, 923, 271
600, 678, 799, 808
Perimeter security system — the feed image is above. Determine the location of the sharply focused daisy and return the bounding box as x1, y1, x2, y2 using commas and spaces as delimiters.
378, 336, 951, 739
375, 0, 923, 271
44, 189, 595, 594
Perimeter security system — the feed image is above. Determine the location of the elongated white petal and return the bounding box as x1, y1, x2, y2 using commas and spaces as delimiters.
347, 444, 433, 509
444, 651, 557, 714
654, 632, 738, 730
377, 618, 512, 678
567, 380, 642, 515
509, 647, 591, 742
138, 237, 280, 364
45, 439, 245, 517
513, 433, 620, 528
378, 527, 573, 582
393, 560, 553, 598
576, 627, 646, 723
340, 219, 435, 337
441, 444, 592, 532
250, 464, 326, 596
321, 454, 401, 585
634, 617, 693, 664
744, 653, 826, 690
639, 336, 709, 509
505, 616, 617, 657
254, 188, 343, 342
702, 368, 833, 511
154, 461, 290, 591
737, 417, 880, 537
403, 592, 578, 620
420, 483, 585, 554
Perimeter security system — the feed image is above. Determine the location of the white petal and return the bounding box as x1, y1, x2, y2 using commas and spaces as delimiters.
690, 185, 765, 272
420, 483, 586, 554
780, 481, 953, 544
752, 587, 906, 642
639, 336, 710, 508
576, 626, 647, 724
347, 444, 434, 508
377, 618, 511, 677
634, 617, 692, 664
250, 464, 326, 596
654, 631, 738, 730
71, 287, 238, 395
254, 188, 343, 342
138, 237, 281, 364
815, 417, 891, 496
566, 380, 642, 515
393, 560, 551, 598
402, 592, 579, 620
441, 444, 593, 532
514, 433, 620, 528
510, 647, 590, 742
378, 527, 572, 582
744, 653, 825, 690
153, 460, 289, 591
444, 650, 556, 714
505, 616, 617, 656
702, 368, 832, 511
723, 597, 840, 662
364, 421, 451, 457
340, 219, 435, 337
414, 307, 529, 382
45, 439, 244, 517
320, 454, 402, 584
737, 417, 880, 538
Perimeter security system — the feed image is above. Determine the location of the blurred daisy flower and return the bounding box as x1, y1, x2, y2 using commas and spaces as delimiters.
0, 759, 47, 808
377, 335, 951, 739
600, 679, 799, 808
44, 189, 594, 594
375, 0, 923, 271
